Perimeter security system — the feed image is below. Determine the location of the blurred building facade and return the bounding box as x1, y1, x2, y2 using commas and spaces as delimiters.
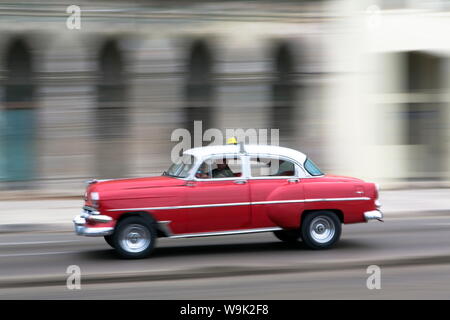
0, 0, 449, 194
326, 0, 450, 187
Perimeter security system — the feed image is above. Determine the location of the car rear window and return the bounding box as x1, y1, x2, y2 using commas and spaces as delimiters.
304, 158, 324, 176
250, 156, 296, 177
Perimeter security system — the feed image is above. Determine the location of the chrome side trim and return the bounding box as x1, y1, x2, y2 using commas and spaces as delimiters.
252, 197, 370, 205
307, 197, 371, 202
107, 197, 371, 212
168, 227, 283, 239
108, 202, 251, 212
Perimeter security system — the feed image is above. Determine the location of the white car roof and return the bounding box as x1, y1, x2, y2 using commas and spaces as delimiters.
184, 144, 307, 164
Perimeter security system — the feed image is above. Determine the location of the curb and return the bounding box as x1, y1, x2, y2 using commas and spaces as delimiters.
1, 253, 450, 289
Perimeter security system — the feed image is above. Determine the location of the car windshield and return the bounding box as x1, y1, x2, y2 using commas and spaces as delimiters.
163, 155, 196, 178
304, 158, 324, 176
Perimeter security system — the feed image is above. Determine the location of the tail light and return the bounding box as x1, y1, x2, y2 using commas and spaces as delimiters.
374, 183, 381, 208
90, 192, 100, 208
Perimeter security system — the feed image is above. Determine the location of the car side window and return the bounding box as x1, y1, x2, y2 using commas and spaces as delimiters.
195, 155, 243, 179
250, 156, 296, 177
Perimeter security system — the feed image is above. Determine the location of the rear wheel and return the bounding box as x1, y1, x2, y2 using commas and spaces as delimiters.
273, 229, 302, 243
301, 211, 341, 250
112, 216, 157, 259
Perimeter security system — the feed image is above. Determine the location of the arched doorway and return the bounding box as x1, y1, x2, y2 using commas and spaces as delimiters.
271, 43, 296, 142
185, 40, 214, 147
1, 38, 36, 184
95, 40, 128, 178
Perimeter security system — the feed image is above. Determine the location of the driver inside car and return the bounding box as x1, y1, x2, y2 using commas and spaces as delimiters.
212, 158, 234, 178
195, 162, 211, 179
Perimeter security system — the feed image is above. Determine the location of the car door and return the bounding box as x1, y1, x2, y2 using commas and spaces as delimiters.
184, 154, 251, 234
247, 155, 305, 229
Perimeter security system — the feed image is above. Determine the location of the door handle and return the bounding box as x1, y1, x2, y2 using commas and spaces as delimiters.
234, 180, 247, 184
288, 178, 299, 183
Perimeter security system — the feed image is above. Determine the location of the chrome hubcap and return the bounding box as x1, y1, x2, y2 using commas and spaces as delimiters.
309, 216, 335, 244
120, 224, 151, 253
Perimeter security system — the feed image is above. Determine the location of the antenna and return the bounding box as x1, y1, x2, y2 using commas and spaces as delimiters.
239, 141, 245, 154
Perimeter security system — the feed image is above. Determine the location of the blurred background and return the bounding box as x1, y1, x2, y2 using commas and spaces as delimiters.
1, 0, 450, 300
0, 0, 449, 196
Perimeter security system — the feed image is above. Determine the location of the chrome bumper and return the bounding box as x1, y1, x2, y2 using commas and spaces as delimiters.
73, 215, 114, 237
364, 210, 384, 222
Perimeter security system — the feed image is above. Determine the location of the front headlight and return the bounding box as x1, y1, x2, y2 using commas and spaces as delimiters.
90, 192, 100, 208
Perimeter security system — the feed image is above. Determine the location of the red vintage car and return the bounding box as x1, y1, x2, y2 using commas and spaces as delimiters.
73, 143, 383, 259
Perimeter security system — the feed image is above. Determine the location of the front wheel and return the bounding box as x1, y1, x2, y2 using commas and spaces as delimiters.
301, 211, 341, 250
112, 216, 157, 259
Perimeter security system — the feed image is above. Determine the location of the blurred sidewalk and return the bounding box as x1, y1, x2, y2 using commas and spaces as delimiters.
379, 188, 450, 214
0, 188, 449, 232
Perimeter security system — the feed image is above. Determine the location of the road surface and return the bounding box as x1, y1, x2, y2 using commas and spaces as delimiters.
0, 214, 450, 299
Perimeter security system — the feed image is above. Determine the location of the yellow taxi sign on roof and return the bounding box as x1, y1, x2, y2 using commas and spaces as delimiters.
226, 137, 238, 145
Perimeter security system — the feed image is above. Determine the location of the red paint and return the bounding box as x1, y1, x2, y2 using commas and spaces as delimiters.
81, 174, 378, 234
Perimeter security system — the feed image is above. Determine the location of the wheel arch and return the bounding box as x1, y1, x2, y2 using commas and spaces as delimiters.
115, 211, 167, 237
300, 209, 344, 226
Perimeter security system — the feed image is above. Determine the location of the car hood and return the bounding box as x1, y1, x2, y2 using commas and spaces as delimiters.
89, 176, 186, 192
